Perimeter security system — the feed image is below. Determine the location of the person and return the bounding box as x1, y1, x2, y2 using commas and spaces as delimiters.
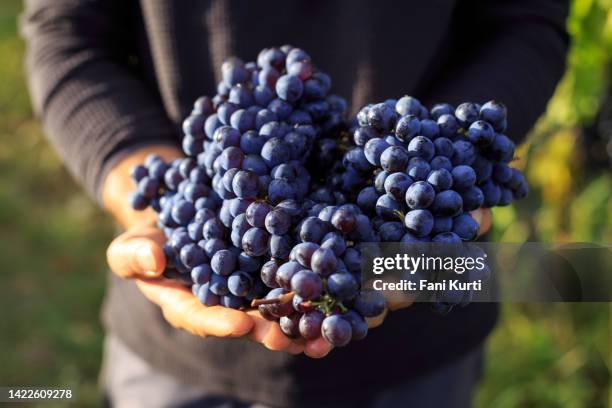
21, 1, 569, 407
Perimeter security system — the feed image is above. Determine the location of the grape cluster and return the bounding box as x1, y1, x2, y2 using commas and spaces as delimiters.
129, 46, 529, 345
129, 46, 386, 346
334, 96, 527, 312
338, 96, 527, 242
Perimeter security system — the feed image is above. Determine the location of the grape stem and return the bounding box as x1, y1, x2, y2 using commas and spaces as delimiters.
251, 291, 295, 307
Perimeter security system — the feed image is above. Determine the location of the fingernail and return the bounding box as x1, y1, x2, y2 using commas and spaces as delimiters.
136, 244, 158, 275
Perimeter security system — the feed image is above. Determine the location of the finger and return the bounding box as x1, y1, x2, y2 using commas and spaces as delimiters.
287, 341, 305, 355
107, 228, 167, 278
246, 310, 294, 351
471, 208, 492, 237
136, 279, 253, 337
304, 337, 333, 358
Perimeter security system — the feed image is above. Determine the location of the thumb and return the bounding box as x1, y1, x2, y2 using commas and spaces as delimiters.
107, 227, 167, 278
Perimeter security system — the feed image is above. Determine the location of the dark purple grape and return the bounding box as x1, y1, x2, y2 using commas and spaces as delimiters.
279, 314, 302, 338
290, 242, 320, 269
261, 259, 281, 288
310, 247, 338, 277
321, 315, 352, 347
354, 290, 386, 317
299, 310, 325, 340
290, 269, 323, 300
342, 310, 368, 341
241, 227, 270, 256
327, 272, 358, 301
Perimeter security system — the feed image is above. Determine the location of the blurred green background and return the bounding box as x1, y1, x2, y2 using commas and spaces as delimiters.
0, 0, 610, 406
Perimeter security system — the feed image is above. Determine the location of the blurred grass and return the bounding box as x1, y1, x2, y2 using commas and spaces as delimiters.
0, 0, 610, 407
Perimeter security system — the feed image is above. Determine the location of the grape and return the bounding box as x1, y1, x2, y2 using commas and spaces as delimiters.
228, 271, 253, 297
427, 169, 453, 192
238, 252, 260, 273
493, 163, 512, 184
431, 190, 463, 217
467, 120, 495, 146
395, 114, 420, 142
265, 209, 291, 235
138, 177, 160, 199
380, 146, 410, 173
279, 314, 302, 338
419, 119, 440, 139
356, 187, 379, 214
354, 290, 386, 317
242, 227, 270, 256
327, 272, 358, 300
299, 216, 328, 243
364, 138, 391, 166
451, 165, 477, 190
460, 186, 485, 211
407, 136, 435, 161
480, 180, 502, 207
202, 238, 227, 258
320, 232, 347, 256
261, 137, 290, 167
290, 270, 323, 300
245, 201, 272, 227
342, 310, 368, 341
354, 126, 379, 146
171, 200, 196, 225
378, 221, 405, 242
275, 74, 303, 102
431, 216, 453, 234
321, 315, 352, 347
222, 294, 245, 309
404, 209, 434, 237
261, 259, 280, 288
367, 103, 397, 132
395, 96, 422, 116
455, 102, 480, 128
209, 274, 230, 296
129, 192, 149, 210
405, 181, 435, 209
230, 109, 256, 133
211, 249, 237, 276
310, 247, 338, 277
330, 205, 358, 233
276, 261, 302, 290
269, 234, 293, 260
479, 100, 507, 130
299, 310, 325, 340
452, 213, 480, 241
406, 157, 431, 181
486, 134, 515, 162
197, 285, 220, 306
290, 242, 319, 268
376, 194, 404, 220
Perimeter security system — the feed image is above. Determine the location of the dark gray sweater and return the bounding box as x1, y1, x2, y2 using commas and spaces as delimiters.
21, 0, 568, 406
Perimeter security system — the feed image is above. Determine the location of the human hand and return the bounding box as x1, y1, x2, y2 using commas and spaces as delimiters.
102, 146, 331, 357
106, 223, 332, 356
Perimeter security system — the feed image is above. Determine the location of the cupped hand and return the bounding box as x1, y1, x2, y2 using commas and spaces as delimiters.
106, 224, 332, 357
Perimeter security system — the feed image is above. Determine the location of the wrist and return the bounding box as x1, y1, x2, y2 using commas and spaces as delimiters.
103, 145, 183, 229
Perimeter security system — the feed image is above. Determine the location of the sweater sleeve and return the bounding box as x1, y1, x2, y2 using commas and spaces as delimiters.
421, 0, 570, 143
20, 0, 180, 203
